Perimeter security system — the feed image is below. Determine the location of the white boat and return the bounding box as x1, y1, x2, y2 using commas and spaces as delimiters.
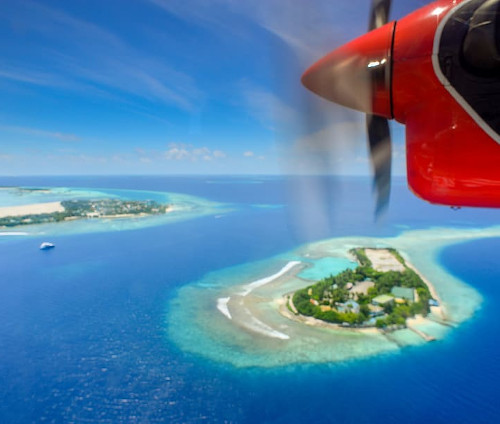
39, 242, 55, 250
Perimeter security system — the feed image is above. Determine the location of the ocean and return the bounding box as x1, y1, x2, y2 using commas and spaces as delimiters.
0, 175, 499, 423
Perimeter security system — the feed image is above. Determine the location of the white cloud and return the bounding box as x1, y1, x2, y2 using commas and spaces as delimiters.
164, 146, 190, 160
213, 150, 226, 158
0, 69, 66, 88
146, 0, 356, 65
192, 147, 210, 156
244, 151, 255, 157
1, 1, 201, 111
0, 124, 80, 142
163, 143, 227, 162
111, 154, 127, 163
66, 154, 108, 164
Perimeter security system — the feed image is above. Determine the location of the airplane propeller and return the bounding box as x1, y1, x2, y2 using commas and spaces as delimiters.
301, 0, 394, 217
367, 0, 392, 216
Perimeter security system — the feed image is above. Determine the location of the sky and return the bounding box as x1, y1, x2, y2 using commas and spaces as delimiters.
0, 0, 428, 176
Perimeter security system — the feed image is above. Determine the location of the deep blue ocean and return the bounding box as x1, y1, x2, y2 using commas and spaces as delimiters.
1, 176, 499, 423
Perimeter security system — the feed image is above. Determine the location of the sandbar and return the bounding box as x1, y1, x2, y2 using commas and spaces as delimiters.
0, 202, 64, 218
218, 261, 303, 340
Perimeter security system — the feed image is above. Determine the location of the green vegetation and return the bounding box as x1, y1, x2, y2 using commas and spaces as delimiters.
61, 199, 169, 216
349, 248, 372, 267
292, 248, 433, 329
286, 296, 297, 315
0, 199, 170, 227
387, 248, 406, 265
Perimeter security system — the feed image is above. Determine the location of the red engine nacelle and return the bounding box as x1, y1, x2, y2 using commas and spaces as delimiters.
302, 0, 500, 208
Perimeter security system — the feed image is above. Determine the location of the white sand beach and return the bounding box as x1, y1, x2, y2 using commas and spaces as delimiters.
405, 260, 446, 320
0, 202, 64, 218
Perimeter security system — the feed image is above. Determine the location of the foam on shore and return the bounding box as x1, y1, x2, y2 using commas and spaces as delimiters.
241, 311, 290, 340
0, 232, 29, 236
216, 297, 232, 319
239, 261, 301, 296
216, 262, 301, 339
167, 226, 500, 368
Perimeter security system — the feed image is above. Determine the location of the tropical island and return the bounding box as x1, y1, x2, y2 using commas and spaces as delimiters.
288, 248, 441, 334
167, 227, 498, 367
0, 198, 172, 228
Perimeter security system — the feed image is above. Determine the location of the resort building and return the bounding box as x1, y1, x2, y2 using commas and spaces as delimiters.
368, 304, 384, 317
338, 300, 360, 314
350, 280, 375, 296
391, 287, 415, 303
372, 294, 394, 306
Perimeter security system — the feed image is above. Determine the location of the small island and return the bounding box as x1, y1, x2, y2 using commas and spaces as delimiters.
288, 248, 442, 337
0, 198, 172, 228
168, 227, 495, 367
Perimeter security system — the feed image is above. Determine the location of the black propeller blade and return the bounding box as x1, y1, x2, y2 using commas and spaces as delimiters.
367, 115, 392, 216
369, 0, 392, 31
367, 0, 393, 217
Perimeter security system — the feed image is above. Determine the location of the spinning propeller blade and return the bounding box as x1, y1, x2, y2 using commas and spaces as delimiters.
367, 0, 392, 216
301, 0, 394, 218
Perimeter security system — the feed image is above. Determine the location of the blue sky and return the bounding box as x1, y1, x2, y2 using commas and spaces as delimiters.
0, 0, 426, 175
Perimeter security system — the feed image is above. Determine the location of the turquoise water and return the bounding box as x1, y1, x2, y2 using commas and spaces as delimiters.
0, 186, 114, 205
298, 256, 357, 280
